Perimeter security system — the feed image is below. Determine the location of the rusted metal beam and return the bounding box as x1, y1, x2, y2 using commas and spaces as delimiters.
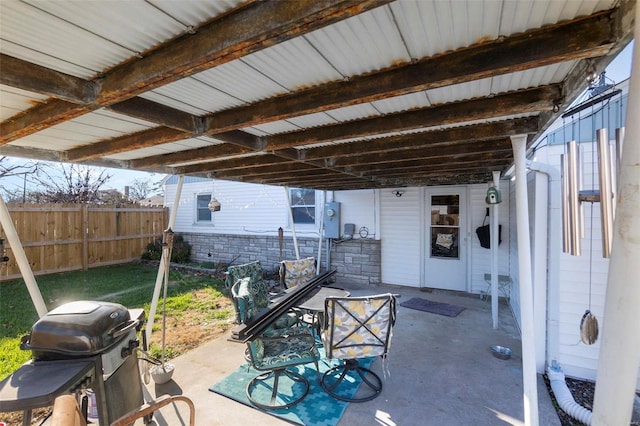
266, 86, 559, 150
203, 11, 614, 135
1, 0, 387, 143
129, 143, 252, 169
299, 117, 538, 160
65, 127, 191, 161
330, 138, 512, 167
107, 98, 200, 133
176, 154, 290, 175
0, 54, 98, 103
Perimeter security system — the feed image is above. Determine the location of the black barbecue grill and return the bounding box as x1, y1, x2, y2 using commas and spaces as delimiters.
0, 301, 145, 425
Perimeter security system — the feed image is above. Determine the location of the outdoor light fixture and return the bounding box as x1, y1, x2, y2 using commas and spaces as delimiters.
208, 197, 221, 212
393, 190, 404, 197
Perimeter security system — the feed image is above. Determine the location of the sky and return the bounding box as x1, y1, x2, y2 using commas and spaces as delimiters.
0, 42, 635, 197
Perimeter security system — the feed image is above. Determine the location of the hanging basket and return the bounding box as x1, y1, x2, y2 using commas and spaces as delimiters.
208, 197, 221, 212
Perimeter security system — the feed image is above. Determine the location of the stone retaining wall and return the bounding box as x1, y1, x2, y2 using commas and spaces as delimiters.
181, 232, 380, 286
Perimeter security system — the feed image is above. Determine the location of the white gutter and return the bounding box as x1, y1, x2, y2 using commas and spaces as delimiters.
145, 175, 184, 346
526, 160, 561, 373
0, 195, 47, 317
592, 11, 640, 424
490, 171, 500, 329
511, 134, 539, 426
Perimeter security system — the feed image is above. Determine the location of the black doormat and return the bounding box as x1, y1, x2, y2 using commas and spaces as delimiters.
400, 298, 465, 317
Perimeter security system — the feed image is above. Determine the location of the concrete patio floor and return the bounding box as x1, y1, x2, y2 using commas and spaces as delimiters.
139, 281, 562, 425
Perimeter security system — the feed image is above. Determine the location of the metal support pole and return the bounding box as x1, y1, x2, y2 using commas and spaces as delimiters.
490, 171, 500, 329
146, 175, 184, 346
511, 134, 539, 426
0, 195, 47, 317
592, 9, 640, 423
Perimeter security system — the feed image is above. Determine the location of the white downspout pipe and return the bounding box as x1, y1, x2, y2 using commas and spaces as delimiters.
548, 362, 592, 425
490, 171, 500, 329
526, 160, 561, 372
0, 195, 47, 317
511, 134, 539, 426
592, 13, 640, 425
317, 191, 325, 274
284, 186, 300, 259
145, 175, 184, 346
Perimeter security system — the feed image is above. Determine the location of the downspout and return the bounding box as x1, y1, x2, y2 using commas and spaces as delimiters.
511, 134, 539, 426
0, 195, 47, 317
145, 175, 184, 346
592, 12, 640, 425
284, 186, 300, 259
526, 160, 561, 373
317, 191, 325, 274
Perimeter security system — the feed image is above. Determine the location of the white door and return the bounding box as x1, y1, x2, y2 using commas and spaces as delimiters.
424, 188, 467, 291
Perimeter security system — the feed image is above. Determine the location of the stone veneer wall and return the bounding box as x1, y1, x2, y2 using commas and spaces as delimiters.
181, 232, 380, 286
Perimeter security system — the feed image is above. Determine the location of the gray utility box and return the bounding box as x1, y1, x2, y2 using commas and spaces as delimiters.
324, 202, 341, 238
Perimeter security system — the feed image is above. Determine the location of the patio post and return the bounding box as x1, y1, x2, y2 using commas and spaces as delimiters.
0, 194, 47, 317
145, 175, 184, 346
592, 15, 640, 424
511, 134, 539, 426
491, 171, 500, 329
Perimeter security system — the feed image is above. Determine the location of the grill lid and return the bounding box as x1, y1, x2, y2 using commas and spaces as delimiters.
21, 300, 136, 359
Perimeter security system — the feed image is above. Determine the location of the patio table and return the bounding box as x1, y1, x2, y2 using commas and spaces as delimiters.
297, 287, 350, 336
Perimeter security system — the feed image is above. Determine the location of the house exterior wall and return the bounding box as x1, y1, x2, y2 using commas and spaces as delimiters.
531, 143, 613, 383
512, 137, 639, 388
181, 231, 380, 285
166, 179, 513, 296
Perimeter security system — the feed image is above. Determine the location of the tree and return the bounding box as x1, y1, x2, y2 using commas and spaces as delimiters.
0, 156, 43, 202
32, 164, 112, 203
128, 178, 158, 201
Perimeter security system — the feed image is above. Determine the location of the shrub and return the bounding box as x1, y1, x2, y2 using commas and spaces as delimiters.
141, 234, 191, 263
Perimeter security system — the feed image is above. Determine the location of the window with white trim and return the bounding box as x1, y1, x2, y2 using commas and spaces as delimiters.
289, 188, 315, 224
196, 193, 212, 223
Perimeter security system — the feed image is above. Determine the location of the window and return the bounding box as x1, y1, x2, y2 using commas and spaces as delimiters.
430, 194, 460, 259
196, 194, 212, 223
290, 188, 315, 224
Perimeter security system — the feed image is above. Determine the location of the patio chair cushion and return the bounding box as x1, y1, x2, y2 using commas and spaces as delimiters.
231, 277, 299, 329
279, 257, 316, 289
324, 295, 395, 360
248, 326, 318, 369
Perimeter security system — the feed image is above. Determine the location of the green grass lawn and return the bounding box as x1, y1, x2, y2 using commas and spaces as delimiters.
0, 262, 232, 380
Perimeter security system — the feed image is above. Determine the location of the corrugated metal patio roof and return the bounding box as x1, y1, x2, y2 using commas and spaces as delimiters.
0, 0, 635, 190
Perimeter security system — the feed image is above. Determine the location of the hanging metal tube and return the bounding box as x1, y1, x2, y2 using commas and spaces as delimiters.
615, 127, 625, 191
567, 141, 581, 255
597, 128, 613, 258
561, 154, 571, 254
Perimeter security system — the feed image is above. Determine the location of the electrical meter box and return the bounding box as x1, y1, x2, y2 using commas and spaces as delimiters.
324, 202, 341, 238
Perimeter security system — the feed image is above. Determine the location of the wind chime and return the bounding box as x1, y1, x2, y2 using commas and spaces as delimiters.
560, 84, 625, 346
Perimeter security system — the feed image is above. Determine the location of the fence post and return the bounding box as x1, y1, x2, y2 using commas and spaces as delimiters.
82, 204, 89, 270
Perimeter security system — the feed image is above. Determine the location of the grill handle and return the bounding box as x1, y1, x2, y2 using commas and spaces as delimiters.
109, 319, 140, 339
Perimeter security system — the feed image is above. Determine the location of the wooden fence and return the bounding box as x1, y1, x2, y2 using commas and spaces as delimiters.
0, 203, 167, 281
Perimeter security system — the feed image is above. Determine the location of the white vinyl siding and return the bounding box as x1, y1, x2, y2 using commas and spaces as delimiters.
380, 187, 422, 287
469, 182, 511, 297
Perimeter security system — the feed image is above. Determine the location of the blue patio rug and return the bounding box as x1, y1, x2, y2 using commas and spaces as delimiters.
400, 297, 465, 317
209, 350, 374, 426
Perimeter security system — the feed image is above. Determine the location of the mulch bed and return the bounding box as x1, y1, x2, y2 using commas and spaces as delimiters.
543, 374, 640, 426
